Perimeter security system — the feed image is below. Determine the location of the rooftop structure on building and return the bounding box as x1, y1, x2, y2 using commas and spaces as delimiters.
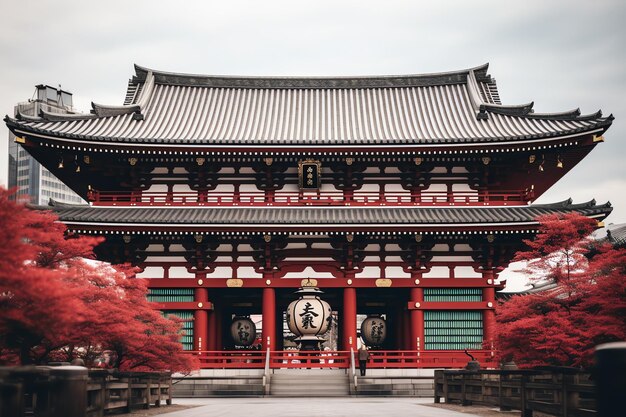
5, 63, 613, 370
7, 84, 84, 205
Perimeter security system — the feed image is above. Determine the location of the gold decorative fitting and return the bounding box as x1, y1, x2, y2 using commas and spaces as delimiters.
556, 156, 564, 169
197, 279, 204, 286
345, 157, 354, 166
265, 279, 271, 286
528, 154, 536, 164
14, 136, 26, 144
75, 164, 80, 173
227, 278, 244, 288
128, 157, 138, 166
263, 234, 272, 243
597, 221, 605, 228
415, 234, 423, 242
414, 157, 423, 166
301, 278, 318, 287
414, 279, 420, 285
194, 234, 203, 243
593, 135, 605, 143
196, 157, 205, 166
264, 157, 273, 166
482, 156, 491, 165
346, 233, 354, 242
347, 279, 353, 285
58, 159, 64, 169
122, 235, 131, 244
487, 302, 494, 308
487, 234, 495, 243
197, 302, 204, 308
83, 155, 91, 164
414, 302, 421, 308
376, 278, 392, 287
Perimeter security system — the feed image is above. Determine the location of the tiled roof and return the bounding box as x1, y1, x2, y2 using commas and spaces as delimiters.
606, 223, 626, 247
40, 199, 611, 229
6, 63, 612, 147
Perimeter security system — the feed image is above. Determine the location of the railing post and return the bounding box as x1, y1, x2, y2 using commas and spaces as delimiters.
263, 347, 271, 396
595, 342, 626, 417
443, 371, 450, 404
520, 373, 532, 417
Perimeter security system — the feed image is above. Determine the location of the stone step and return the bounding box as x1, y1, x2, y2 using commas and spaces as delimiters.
270, 373, 350, 396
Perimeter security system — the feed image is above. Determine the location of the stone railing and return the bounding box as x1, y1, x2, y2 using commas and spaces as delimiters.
0, 366, 172, 417
434, 368, 595, 417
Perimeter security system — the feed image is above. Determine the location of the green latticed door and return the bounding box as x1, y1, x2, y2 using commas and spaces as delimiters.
424, 310, 483, 350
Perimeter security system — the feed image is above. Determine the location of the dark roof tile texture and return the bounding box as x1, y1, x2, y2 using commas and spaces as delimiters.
43, 199, 611, 227
6, 64, 612, 146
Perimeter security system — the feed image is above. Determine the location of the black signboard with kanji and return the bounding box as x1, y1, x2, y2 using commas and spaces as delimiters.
298, 160, 321, 190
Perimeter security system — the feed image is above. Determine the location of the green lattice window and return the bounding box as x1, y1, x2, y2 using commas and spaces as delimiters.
148, 288, 194, 302
424, 310, 483, 350
163, 310, 194, 351
424, 288, 482, 302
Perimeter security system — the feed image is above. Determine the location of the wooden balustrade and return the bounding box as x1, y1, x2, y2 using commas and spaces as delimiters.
434, 368, 596, 417
0, 366, 172, 417
89, 189, 532, 207
188, 349, 497, 369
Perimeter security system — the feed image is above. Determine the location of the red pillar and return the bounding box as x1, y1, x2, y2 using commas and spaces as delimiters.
483, 280, 496, 347
409, 287, 424, 351
194, 288, 208, 352
262, 287, 276, 351
343, 287, 357, 350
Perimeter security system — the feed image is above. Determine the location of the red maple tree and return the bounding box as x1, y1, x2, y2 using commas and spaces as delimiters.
496, 213, 626, 368
0, 188, 197, 372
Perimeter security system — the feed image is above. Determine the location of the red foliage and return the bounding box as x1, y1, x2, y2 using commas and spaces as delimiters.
497, 213, 626, 368
0, 188, 197, 372
514, 212, 596, 284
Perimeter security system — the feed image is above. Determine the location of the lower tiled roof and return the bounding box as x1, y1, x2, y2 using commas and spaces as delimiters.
39, 199, 611, 229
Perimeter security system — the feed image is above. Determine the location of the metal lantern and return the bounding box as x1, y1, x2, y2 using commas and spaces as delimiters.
230, 316, 256, 347
286, 284, 332, 347
360, 315, 387, 346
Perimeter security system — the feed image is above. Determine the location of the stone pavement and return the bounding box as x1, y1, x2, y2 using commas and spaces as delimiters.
159, 398, 481, 417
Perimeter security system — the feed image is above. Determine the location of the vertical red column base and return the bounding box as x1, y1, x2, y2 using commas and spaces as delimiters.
409, 287, 424, 352
343, 287, 357, 351
194, 288, 209, 353
262, 287, 276, 352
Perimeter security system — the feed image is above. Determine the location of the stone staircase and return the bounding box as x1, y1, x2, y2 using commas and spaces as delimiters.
269, 369, 350, 397
354, 375, 434, 397
172, 370, 265, 397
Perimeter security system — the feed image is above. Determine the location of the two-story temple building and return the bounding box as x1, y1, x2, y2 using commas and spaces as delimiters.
5, 63, 613, 368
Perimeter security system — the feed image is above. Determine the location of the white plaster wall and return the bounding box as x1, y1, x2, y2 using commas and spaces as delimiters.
169, 267, 194, 278
136, 266, 164, 278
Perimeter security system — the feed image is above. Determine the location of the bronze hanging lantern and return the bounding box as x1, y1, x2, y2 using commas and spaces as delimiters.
230, 316, 256, 347
360, 315, 387, 347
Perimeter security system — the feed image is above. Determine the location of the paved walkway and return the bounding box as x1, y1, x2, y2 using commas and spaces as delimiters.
161, 398, 480, 417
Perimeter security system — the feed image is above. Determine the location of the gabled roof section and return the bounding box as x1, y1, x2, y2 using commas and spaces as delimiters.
6, 63, 613, 147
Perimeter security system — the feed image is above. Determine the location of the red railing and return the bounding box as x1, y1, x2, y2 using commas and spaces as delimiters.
90, 190, 532, 207
189, 349, 497, 369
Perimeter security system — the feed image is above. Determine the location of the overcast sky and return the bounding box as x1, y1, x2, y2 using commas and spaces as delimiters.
0, 1, 624, 289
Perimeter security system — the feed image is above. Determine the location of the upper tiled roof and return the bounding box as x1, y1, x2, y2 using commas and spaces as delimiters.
40, 199, 611, 229
6, 63, 612, 147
